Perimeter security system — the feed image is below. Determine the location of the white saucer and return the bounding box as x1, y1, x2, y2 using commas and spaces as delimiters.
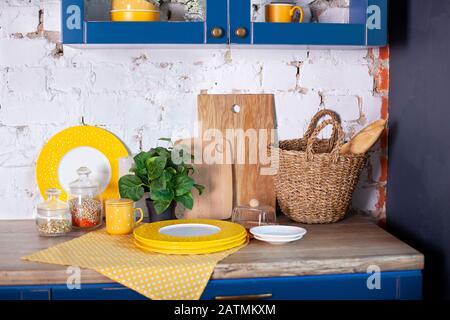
253, 234, 303, 245
250, 225, 307, 239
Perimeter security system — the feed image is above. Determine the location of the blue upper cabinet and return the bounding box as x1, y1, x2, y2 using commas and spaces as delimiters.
62, 0, 228, 45
61, 0, 387, 47
239, 0, 387, 46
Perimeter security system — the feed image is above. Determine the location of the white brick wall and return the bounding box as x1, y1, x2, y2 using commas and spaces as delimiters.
0, 1, 389, 219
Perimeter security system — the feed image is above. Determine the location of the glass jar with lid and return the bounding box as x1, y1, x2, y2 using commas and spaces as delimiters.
36, 188, 72, 237
232, 199, 277, 230
68, 167, 103, 229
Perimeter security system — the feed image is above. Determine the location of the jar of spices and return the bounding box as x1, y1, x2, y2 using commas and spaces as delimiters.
36, 188, 72, 237
68, 167, 103, 229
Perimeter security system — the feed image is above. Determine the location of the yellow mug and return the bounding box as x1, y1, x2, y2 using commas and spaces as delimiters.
265, 3, 304, 23
105, 199, 144, 235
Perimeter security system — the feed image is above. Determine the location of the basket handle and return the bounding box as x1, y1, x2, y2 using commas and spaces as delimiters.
306, 118, 345, 162
304, 109, 341, 147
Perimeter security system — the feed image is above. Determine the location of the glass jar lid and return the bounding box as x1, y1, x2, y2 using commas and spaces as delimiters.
234, 199, 274, 213
69, 167, 99, 196
37, 188, 69, 216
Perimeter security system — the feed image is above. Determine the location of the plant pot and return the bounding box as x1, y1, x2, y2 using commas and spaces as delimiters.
145, 199, 176, 222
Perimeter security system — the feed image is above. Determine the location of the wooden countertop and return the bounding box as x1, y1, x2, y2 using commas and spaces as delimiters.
0, 215, 424, 286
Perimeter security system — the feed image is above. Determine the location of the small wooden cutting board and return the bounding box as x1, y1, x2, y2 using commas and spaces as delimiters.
175, 138, 233, 220
198, 94, 276, 209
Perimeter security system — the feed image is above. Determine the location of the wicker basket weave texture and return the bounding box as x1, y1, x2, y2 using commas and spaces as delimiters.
272, 109, 367, 224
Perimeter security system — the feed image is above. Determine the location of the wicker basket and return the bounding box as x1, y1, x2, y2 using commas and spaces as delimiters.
270, 109, 367, 224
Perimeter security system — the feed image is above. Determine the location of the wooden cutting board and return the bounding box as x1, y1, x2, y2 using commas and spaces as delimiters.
174, 137, 233, 219
198, 94, 276, 209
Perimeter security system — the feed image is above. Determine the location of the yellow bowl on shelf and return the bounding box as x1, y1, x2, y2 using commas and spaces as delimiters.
111, 10, 160, 22
112, 0, 158, 11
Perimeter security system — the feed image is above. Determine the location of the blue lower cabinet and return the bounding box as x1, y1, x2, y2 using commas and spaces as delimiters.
52, 283, 147, 300
202, 271, 422, 300
0, 271, 422, 300
0, 286, 51, 300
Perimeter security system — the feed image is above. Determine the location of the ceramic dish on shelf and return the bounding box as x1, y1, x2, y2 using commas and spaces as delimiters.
250, 225, 307, 245
253, 234, 304, 245
133, 219, 248, 254
135, 232, 248, 250
36, 125, 129, 201
111, 9, 160, 22
134, 235, 248, 255
134, 219, 247, 244
250, 225, 307, 239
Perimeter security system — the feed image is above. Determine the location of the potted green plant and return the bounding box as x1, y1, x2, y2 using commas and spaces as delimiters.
119, 139, 204, 222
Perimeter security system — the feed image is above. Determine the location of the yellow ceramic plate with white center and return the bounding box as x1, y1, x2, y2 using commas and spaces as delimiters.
133, 219, 247, 247
36, 125, 129, 201
134, 235, 248, 255
135, 231, 248, 250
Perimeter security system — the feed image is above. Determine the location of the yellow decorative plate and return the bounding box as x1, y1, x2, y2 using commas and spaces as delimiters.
134, 219, 247, 246
36, 125, 129, 201
135, 232, 248, 250
134, 236, 248, 255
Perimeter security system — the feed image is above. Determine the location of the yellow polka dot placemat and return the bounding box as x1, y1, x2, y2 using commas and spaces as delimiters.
22, 229, 247, 300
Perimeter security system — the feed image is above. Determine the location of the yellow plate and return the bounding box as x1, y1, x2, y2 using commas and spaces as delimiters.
36, 125, 129, 201
134, 230, 248, 248
135, 232, 248, 250
134, 236, 248, 255
134, 219, 247, 245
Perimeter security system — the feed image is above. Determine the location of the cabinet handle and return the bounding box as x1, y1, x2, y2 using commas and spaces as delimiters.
211, 27, 224, 38
235, 27, 248, 38
215, 293, 272, 300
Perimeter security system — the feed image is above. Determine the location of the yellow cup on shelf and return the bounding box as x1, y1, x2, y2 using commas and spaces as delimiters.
265, 3, 304, 23
105, 199, 144, 235
111, 9, 161, 22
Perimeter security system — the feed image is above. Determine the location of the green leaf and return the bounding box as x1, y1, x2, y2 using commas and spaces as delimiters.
153, 147, 171, 159
153, 200, 172, 215
134, 152, 151, 169
158, 137, 172, 142
133, 152, 151, 181
150, 174, 166, 191
166, 167, 177, 175
145, 156, 167, 180
174, 175, 194, 196
176, 192, 194, 210
150, 189, 174, 202
119, 175, 145, 202
194, 184, 205, 196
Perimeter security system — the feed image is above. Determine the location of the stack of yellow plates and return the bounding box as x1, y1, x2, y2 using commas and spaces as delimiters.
133, 219, 248, 255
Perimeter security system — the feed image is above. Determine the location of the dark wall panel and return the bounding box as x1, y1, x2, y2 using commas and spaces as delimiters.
388, 0, 450, 299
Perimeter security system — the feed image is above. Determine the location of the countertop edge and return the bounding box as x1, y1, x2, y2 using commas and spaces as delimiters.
0, 253, 424, 286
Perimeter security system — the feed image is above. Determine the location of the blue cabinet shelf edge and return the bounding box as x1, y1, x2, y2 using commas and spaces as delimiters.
61, 0, 388, 47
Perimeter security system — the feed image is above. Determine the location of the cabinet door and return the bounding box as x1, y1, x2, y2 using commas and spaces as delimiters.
206, 0, 228, 44
201, 271, 422, 300
229, 0, 252, 44
62, 0, 228, 45
230, 0, 387, 46
52, 283, 147, 300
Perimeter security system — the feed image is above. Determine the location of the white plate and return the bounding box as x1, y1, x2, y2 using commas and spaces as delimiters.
250, 225, 307, 239
253, 234, 303, 245
57, 146, 112, 194
252, 234, 304, 241
159, 223, 221, 237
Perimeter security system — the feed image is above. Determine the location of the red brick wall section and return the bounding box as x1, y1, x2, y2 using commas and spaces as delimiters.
369, 47, 390, 225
